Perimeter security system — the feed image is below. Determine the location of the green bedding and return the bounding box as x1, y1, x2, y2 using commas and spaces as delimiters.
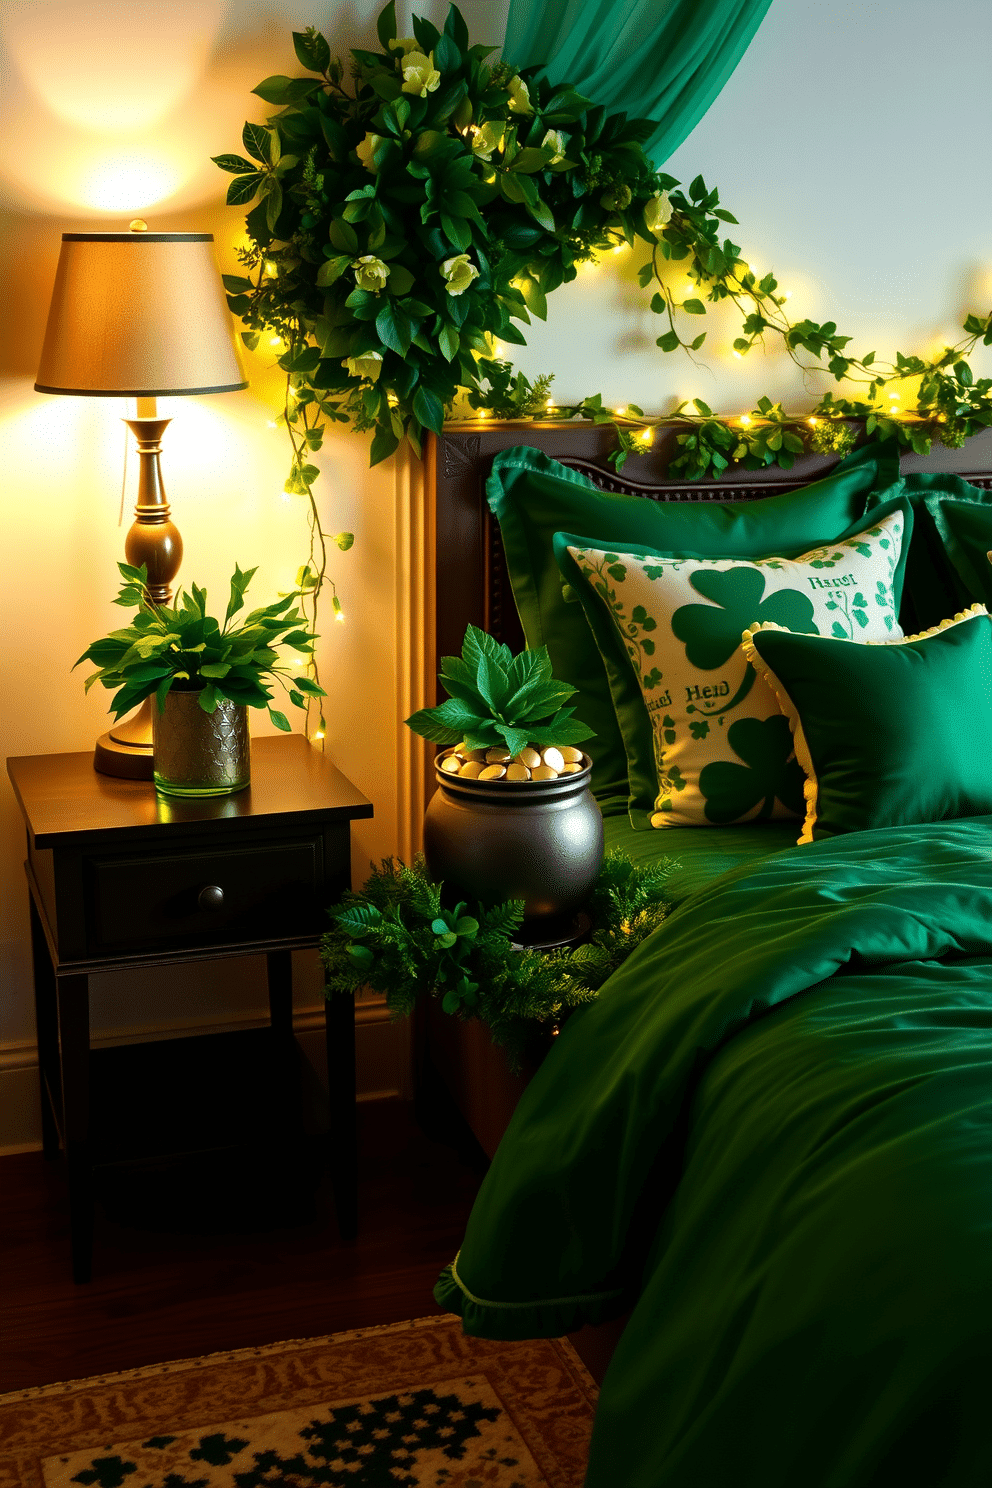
604, 811, 797, 908
436, 818, 992, 1485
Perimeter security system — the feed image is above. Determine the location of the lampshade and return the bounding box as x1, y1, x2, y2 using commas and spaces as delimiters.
34, 231, 248, 397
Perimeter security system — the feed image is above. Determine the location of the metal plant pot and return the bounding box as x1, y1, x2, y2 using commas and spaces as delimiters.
152, 688, 250, 798
423, 750, 604, 944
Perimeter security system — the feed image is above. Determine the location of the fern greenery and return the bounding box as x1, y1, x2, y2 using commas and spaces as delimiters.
320, 849, 676, 1069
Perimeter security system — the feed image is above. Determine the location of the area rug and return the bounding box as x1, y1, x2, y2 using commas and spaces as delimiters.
0, 1315, 597, 1488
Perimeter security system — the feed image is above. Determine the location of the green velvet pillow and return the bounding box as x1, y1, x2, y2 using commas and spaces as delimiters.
743, 605, 992, 842
866, 471, 992, 629
487, 441, 903, 812
554, 499, 911, 829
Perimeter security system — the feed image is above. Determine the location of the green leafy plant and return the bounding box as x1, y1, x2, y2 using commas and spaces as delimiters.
75, 562, 326, 732
212, 0, 992, 721
404, 623, 593, 757
321, 850, 675, 1067
214, 1, 662, 475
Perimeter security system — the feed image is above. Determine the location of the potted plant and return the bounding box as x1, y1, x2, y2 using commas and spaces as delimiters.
76, 562, 325, 797
406, 625, 602, 944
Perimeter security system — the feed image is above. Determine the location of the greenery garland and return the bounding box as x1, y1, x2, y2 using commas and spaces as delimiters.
320, 850, 675, 1070
213, 0, 992, 719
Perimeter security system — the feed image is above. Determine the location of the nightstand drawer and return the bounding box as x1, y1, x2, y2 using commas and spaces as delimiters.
85, 837, 324, 955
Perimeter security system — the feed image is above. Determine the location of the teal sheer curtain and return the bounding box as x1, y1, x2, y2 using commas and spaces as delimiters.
502, 0, 773, 164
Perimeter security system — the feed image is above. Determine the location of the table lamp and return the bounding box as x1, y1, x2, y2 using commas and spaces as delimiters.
34, 222, 248, 779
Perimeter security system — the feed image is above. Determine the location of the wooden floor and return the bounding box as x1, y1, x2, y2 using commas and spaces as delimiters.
0, 1099, 487, 1394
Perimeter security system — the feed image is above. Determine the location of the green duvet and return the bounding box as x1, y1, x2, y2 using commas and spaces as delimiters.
435, 819, 992, 1485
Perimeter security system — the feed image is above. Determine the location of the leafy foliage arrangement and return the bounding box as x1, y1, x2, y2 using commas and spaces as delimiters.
213, 0, 992, 705
321, 849, 674, 1067
76, 561, 325, 731
405, 623, 593, 756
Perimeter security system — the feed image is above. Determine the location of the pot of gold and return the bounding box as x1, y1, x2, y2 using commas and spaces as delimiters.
408, 627, 603, 945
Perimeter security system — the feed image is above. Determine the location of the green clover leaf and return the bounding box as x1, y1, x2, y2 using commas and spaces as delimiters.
672, 568, 817, 671
698, 714, 805, 824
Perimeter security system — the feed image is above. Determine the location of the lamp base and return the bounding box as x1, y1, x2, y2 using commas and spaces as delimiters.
94, 698, 154, 780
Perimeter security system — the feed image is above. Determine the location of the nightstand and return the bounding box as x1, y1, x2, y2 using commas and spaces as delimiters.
7, 734, 373, 1282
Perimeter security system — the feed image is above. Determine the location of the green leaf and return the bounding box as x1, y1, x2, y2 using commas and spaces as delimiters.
242, 121, 272, 164
316, 254, 352, 288
268, 707, 292, 732
413, 385, 444, 435
252, 74, 320, 105
376, 0, 397, 49
387, 263, 415, 296
226, 173, 263, 207
376, 302, 412, 356
525, 196, 556, 233
328, 218, 360, 254
370, 423, 400, 466
404, 707, 463, 744
438, 322, 460, 361
293, 27, 331, 73
213, 153, 258, 175
264, 178, 284, 233
682, 298, 706, 315
656, 329, 680, 353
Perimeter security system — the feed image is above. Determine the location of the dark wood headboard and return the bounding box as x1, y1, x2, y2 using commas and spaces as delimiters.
428, 419, 992, 694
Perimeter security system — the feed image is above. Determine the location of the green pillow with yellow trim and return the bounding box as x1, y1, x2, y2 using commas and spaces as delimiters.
743, 604, 992, 842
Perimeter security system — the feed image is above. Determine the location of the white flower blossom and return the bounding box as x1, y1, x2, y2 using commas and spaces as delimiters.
470, 121, 503, 162
507, 75, 533, 115
352, 255, 389, 293
400, 49, 441, 97
388, 36, 420, 55
343, 351, 384, 382
644, 190, 673, 237
441, 253, 480, 297
356, 132, 386, 174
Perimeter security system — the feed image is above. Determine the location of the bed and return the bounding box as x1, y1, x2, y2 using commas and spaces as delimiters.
422, 420, 992, 1486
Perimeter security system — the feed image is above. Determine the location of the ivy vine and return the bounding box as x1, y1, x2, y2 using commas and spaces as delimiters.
213, 1, 992, 727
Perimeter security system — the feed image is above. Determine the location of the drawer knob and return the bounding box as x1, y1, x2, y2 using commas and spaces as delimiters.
198, 884, 225, 911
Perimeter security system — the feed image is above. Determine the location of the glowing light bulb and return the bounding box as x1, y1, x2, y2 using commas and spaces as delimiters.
615, 406, 627, 417
808, 417, 818, 426
740, 415, 752, 426
732, 350, 742, 359
264, 261, 278, 277
889, 392, 900, 403
478, 409, 489, 418
638, 428, 653, 444
782, 289, 793, 299
335, 610, 345, 623
612, 244, 625, 254
546, 398, 555, 409
314, 730, 325, 740
269, 335, 283, 348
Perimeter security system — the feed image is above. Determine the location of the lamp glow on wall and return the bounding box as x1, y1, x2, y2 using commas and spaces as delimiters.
34, 222, 247, 779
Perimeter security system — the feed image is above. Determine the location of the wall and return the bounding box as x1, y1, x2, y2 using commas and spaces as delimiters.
1, 0, 989, 1150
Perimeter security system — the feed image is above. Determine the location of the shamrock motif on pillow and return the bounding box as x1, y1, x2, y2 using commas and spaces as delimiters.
672, 568, 817, 668
698, 715, 806, 823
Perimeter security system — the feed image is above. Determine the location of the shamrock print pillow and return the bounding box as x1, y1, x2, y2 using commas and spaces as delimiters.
560, 505, 907, 828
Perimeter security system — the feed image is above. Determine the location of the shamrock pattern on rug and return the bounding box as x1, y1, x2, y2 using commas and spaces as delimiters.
565, 505, 905, 827
42, 1379, 546, 1488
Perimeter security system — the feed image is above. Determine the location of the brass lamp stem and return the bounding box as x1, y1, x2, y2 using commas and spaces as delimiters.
94, 407, 185, 777
122, 416, 183, 605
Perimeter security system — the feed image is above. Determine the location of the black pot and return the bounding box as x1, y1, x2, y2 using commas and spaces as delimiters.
422, 750, 604, 943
